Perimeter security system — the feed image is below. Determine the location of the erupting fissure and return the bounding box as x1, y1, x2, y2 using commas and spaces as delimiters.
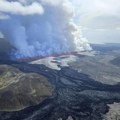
17, 51, 78, 61
0, 0, 92, 59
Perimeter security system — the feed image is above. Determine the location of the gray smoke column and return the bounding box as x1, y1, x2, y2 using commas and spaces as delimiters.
0, 0, 92, 58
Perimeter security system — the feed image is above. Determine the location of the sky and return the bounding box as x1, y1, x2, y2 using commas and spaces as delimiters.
72, 0, 120, 43
0, 0, 120, 44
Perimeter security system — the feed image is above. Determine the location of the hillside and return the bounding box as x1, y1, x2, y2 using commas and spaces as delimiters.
0, 64, 52, 111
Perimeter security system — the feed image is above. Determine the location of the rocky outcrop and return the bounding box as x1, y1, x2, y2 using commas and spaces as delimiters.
58, 116, 73, 120
103, 103, 120, 120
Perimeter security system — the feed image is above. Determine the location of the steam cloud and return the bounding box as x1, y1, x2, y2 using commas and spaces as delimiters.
0, 0, 92, 59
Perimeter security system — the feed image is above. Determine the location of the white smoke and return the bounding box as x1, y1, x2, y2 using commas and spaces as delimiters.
0, 0, 92, 59
0, 0, 44, 15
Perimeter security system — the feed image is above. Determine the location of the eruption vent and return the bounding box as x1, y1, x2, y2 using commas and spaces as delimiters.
0, 0, 92, 59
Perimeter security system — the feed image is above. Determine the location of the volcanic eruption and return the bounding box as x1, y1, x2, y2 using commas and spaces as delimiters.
0, 0, 92, 59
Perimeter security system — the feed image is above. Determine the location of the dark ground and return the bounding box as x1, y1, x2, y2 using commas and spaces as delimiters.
0, 43, 120, 120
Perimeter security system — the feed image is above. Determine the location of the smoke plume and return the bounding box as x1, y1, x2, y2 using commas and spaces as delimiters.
0, 0, 92, 59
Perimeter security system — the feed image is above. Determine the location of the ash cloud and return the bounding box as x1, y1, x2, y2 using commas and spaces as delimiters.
0, 0, 92, 58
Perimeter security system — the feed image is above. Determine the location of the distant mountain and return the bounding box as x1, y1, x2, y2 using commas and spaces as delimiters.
0, 38, 12, 60
91, 43, 120, 52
